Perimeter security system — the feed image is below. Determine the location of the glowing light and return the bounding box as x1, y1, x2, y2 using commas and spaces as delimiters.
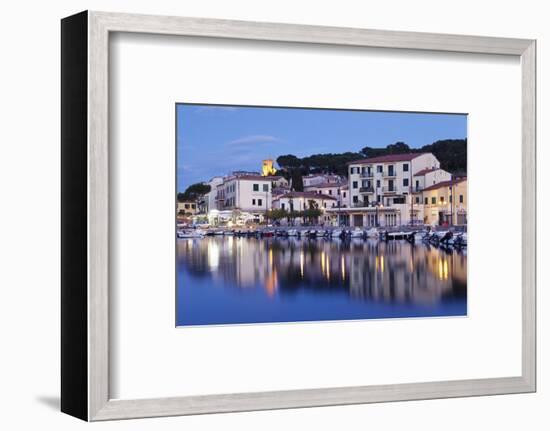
207, 241, 220, 269
264, 269, 278, 297
380, 255, 385, 273
341, 256, 346, 281
269, 248, 273, 267
321, 251, 326, 275
326, 255, 331, 281
300, 251, 304, 278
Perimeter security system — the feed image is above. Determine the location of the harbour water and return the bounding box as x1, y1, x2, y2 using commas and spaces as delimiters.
176, 236, 467, 326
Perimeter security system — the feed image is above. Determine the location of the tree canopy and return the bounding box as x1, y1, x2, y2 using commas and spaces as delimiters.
274, 138, 466, 185
177, 182, 211, 202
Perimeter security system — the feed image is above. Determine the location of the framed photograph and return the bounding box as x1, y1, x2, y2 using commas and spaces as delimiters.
61, 11, 536, 421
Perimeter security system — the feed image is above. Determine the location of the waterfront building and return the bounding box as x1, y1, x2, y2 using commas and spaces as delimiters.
412, 167, 452, 192
215, 174, 281, 215
302, 173, 344, 188
329, 152, 443, 227
177, 200, 198, 216
421, 177, 467, 226
303, 180, 349, 208
272, 191, 337, 225
198, 176, 224, 214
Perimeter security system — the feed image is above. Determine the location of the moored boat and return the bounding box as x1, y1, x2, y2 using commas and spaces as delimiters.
177, 229, 205, 239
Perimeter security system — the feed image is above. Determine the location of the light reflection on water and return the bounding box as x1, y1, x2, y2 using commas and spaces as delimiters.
176, 237, 467, 326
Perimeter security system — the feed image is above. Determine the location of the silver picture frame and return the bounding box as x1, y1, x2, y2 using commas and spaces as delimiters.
61, 10, 536, 421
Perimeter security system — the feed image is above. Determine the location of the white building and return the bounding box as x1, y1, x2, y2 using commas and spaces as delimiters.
273, 191, 338, 211
302, 173, 344, 188
303, 180, 348, 208
412, 167, 452, 193
200, 176, 224, 214
216, 174, 275, 214
332, 152, 445, 227
272, 191, 337, 225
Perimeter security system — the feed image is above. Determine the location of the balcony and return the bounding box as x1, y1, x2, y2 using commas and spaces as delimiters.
360, 172, 373, 178
381, 186, 396, 194
384, 170, 397, 178
359, 186, 374, 193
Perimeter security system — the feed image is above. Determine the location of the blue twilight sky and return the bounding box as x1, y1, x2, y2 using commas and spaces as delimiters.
176, 104, 467, 192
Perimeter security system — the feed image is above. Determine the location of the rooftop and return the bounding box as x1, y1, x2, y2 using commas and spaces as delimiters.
422, 177, 467, 192
305, 181, 347, 189
413, 167, 441, 176
226, 174, 282, 181
273, 191, 337, 201
348, 152, 431, 165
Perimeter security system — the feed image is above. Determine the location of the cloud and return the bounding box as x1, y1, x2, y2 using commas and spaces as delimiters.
226, 135, 282, 149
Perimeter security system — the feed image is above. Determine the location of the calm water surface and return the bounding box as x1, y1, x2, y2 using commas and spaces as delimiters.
176, 236, 467, 326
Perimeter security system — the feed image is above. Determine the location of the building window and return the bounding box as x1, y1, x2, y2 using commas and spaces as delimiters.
352, 181, 358, 189
415, 196, 420, 204
449, 195, 452, 203
328, 190, 332, 195
403, 163, 409, 172
191, 204, 196, 209
440, 196, 444, 203
460, 194, 464, 203
184, 204, 189, 209
252, 199, 256, 205
343, 192, 347, 198
353, 196, 358, 203
262, 184, 268, 192
403, 178, 409, 187
258, 198, 263, 206
425, 197, 428, 205
376, 180, 380, 188
281, 203, 285, 210
253, 184, 259, 191
377, 165, 383, 173
323, 202, 327, 208
431, 197, 436, 205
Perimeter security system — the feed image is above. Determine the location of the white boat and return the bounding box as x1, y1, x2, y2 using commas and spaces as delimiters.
177, 229, 204, 239
287, 229, 299, 237
223, 230, 234, 236
331, 229, 343, 238
350, 228, 364, 238
365, 227, 379, 238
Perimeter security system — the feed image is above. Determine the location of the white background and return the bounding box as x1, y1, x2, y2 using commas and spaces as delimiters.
111, 33, 522, 399
0, 0, 547, 430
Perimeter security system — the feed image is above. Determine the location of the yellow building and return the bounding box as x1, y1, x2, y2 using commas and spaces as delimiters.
261, 159, 277, 176
421, 177, 467, 226
177, 200, 198, 216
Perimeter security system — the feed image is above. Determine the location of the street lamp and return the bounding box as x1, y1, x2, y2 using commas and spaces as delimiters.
375, 202, 383, 227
